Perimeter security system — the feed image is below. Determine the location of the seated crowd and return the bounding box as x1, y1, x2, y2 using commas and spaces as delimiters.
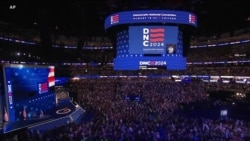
8, 77, 249, 141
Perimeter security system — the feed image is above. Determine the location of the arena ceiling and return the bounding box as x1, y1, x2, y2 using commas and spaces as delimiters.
0, 0, 249, 38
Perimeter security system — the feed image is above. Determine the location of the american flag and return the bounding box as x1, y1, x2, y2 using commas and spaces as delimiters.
189, 14, 196, 24
111, 14, 119, 24
149, 28, 165, 42
39, 82, 48, 94
48, 66, 55, 87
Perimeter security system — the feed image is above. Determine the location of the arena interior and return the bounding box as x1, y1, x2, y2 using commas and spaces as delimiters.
0, 0, 250, 141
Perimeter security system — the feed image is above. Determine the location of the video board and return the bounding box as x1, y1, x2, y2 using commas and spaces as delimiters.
105, 10, 197, 70
105, 10, 197, 30
129, 26, 178, 55
3, 64, 55, 122
114, 27, 185, 70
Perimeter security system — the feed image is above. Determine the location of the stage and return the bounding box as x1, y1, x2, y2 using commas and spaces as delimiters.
1, 99, 84, 134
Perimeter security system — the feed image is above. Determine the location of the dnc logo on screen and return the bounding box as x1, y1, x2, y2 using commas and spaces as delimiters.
142, 27, 165, 47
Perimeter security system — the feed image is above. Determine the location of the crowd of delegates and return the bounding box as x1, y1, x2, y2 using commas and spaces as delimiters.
187, 32, 249, 63
190, 32, 249, 47
206, 82, 250, 93
185, 66, 250, 76
66, 64, 250, 77
15, 77, 249, 141
187, 42, 250, 62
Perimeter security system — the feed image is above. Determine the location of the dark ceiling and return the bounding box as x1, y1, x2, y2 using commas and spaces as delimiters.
0, 0, 249, 37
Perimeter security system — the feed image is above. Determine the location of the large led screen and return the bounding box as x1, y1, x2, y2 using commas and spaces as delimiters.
105, 10, 197, 30
3, 64, 56, 122
129, 26, 178, 54
114, 28, 186, 70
